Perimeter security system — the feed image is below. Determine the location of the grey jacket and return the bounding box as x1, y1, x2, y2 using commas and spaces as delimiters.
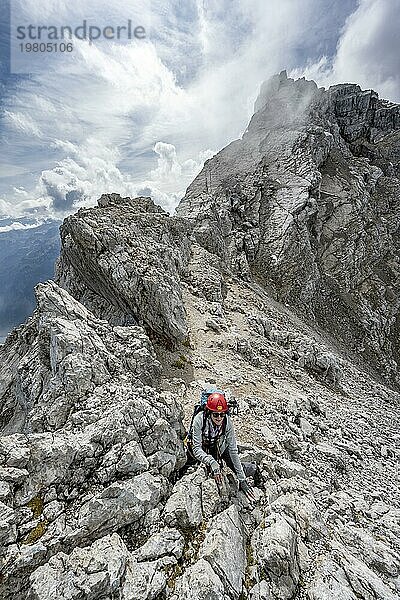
191, 412, 246, 481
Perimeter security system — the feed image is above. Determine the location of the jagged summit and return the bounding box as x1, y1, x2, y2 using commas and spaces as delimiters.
253, 69, 320, 113
179, 71, 400, 203
176, 73, 400, 389
0, 74, 399, 600
254, 70, 400, 144
97, 193, 167, 213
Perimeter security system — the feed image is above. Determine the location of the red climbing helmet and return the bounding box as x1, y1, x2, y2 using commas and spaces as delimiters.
206, 392, 228, 413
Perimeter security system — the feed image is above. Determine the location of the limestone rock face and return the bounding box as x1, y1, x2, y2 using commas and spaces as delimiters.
0, 280, 162, 434
28, 533, 169, 600
252, 514, 301, 600
307, 552, 399, 600
163, 468, 222, 528
171, 558, 229, 600
176, 71, 400, 386
199, 505, 246, 597
0, 281, 185, 599
56, 194, 191, 347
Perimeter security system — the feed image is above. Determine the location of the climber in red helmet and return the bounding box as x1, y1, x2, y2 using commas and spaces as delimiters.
189, 391, 255, 500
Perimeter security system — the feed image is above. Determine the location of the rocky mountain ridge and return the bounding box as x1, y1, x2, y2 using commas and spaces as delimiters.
0, 74, 399, 600
177, 71, 400, 389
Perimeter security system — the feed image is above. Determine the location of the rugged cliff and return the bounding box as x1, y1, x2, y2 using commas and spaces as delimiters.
0, 74, 399, 600
177, 71, 400, 388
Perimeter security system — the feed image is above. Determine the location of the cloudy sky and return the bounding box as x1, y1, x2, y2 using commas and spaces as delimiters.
1, 0, 399, 228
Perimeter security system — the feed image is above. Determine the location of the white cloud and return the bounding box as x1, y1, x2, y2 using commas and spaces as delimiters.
3, 111, 43, 137
0, 195, 52, 218
0, 221, 45, 234
2, 0, 375, 221
151, 142, 182, 180
150, 142, 214, 192
36, 142, 138, 214
0, 200, 12, 218
1, 136, 209, 218
290, 0, 400, 101
13, 187, 30, 197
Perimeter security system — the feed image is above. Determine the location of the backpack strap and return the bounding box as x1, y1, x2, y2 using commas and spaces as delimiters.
202, 410, 208, 434
201, 411, 227, 464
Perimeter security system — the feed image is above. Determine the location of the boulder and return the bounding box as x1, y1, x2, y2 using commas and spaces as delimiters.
29, 533, 168, 600
172, 558, 228, 600
163, 468, 221, 528
77, 472, 167, 540
251, 513, 301, 600
198, 505, 246, 597
135, 528, 185, 562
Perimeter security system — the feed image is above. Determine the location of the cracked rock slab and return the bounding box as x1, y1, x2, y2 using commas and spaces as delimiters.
307, 551, 399, 600
172, 558, 229, 600
251, 513, 300, 600
77, 472, 167, 541
134, 528, 185, 562
29, 533, 167, 600
198, 504, 246, 598
163, 468, 220, 529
